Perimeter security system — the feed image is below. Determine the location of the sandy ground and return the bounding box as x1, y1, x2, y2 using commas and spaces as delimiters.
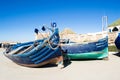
0, 48, 120, 80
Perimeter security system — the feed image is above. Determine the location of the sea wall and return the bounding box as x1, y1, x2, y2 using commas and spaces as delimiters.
60, 32, 107, 43
1, 32, 118, 47
108, 32, 118, 45
60, 32, 118, 45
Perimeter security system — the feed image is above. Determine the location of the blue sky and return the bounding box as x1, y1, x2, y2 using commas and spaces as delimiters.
0, 0, 120, 42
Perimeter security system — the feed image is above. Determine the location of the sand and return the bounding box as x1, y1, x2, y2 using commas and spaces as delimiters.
0, 48, 120, 80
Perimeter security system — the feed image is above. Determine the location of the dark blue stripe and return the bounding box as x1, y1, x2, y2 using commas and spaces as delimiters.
31, 48, 51, 62
34, 48, 59, 64
29, 46, 49, 59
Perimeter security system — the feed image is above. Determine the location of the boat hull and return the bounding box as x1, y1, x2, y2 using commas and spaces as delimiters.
115, 33, 120, 52
62, 37, 108, 59
4, 28, 62, 67
67, 47, 108, 59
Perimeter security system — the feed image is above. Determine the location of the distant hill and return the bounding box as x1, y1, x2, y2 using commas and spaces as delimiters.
60, 28, 76, 34
108, 19, 120, 27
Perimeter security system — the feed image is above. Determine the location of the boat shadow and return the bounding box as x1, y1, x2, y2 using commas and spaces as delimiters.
35, 64, 58, 68
34, 60, 72, 68
71, 59, 102, 61
113, 52, 120, 57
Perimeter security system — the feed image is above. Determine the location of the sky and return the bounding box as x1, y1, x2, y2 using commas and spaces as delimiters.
0, 0, 120, 42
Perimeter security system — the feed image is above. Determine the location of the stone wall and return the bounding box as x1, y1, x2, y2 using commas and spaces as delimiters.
60, 31, 107, 43
60, 32, 119, 45
33, 31, 120, 45
108, 32, 118, 45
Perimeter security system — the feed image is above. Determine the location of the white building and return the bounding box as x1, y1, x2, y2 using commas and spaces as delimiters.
108, 25, 120, 32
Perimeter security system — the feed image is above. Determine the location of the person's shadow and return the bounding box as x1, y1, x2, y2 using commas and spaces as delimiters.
62, 50, 72, 68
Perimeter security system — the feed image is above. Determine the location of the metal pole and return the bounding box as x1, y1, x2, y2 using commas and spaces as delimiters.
102, 16, 108, 31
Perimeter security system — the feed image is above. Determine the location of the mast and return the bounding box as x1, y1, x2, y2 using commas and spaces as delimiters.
102, 16, 108, 31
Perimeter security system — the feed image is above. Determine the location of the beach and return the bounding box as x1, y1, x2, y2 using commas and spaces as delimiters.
0, 48, 120, 80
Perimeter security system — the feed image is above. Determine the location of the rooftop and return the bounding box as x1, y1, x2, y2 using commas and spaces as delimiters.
108, 19, 120, 27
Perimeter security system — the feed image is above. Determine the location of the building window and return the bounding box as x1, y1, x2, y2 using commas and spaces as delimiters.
109, 29, 112, 32
112, 27, 118, 32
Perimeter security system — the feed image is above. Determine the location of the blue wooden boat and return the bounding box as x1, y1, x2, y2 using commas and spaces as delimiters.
115, 33, 120, 52
3, 26, 62, 67
61, 36, 108, 59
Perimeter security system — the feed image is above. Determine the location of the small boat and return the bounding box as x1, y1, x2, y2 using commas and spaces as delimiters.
115, 33, 120, 52
61, 32, 108, 60
61, 16, 109, 60
3, 26, 63, 67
